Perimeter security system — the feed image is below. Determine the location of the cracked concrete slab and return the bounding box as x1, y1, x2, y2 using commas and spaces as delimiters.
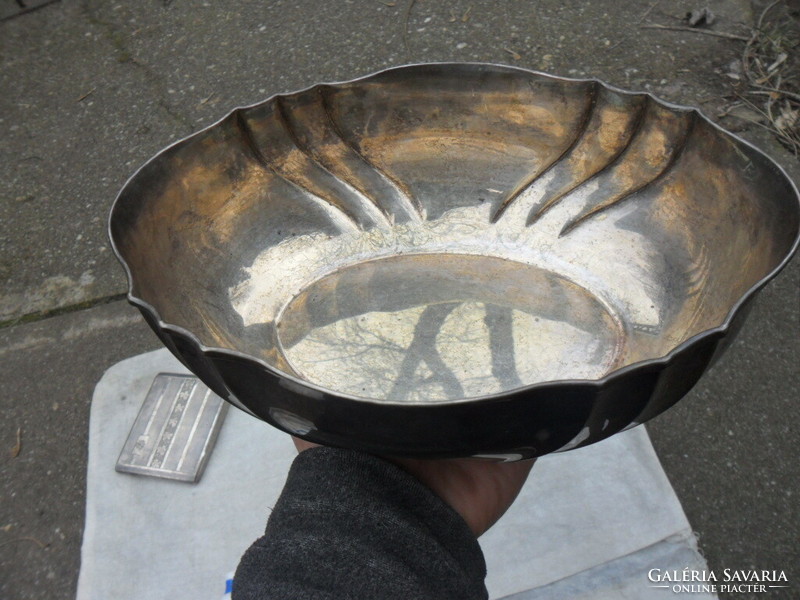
0, 2, 192, 323
1, 0, 755, 323
0, 300, 161, 600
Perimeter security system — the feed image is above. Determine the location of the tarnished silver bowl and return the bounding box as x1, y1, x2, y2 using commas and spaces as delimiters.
110, 63, 799, 459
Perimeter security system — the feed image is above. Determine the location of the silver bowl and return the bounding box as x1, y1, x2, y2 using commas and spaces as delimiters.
110, 63, 800, 459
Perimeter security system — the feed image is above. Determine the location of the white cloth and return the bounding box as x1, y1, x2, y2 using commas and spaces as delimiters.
77, 349, 715, 600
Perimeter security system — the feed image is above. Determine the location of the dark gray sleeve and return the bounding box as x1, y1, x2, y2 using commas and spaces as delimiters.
233, 447, 488, 600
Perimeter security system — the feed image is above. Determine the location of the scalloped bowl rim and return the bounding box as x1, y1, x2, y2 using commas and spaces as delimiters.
109, 61, 800, 407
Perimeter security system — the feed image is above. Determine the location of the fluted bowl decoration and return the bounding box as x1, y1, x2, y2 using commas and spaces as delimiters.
110, 63, 800, 460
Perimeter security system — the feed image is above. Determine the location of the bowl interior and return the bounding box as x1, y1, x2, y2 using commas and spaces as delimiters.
111, 64, 800, 403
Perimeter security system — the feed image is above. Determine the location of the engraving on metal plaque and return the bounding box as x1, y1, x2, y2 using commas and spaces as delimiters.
116, 373, 228, 482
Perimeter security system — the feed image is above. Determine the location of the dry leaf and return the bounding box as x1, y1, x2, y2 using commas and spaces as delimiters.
721, 103, 768, 124
11, 427, 21, 458
775, 107, 799, 132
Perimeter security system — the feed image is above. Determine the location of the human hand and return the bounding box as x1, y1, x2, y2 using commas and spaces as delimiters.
292, 438, 534, 537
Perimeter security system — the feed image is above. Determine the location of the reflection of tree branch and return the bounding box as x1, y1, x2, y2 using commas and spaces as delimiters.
343, 321, 406, 351
301, 318, 407, 364
484, 304, 523, 389
303, 345, 393, 365
290, 300, 536, 400
387, 303, 465, 402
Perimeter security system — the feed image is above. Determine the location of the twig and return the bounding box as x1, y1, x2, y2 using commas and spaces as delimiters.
742, 0, 782, 80
638, 1, 660, 23
76, 89, 95, 103
0, 536, 47, 549
503, 48, 521, 60
766, 92, 777, 126
756, 0, 782, 31
716, 102, 742, 118
749, 84, 800, 103
606, 3, 661, 52
726, 112, 772, 129
11, 427, 21, 458
734, 0, 800, 157
403, 0, 418, 57
736, 93, 799, 154
646, 24, 748, 40
0, 0, 61, 23
641, 24, 750, 41
736, 93, 774, 120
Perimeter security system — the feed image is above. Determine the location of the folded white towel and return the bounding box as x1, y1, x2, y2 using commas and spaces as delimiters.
77, 348, 715, 600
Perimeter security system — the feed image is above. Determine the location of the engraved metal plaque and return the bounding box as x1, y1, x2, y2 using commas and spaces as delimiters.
116, 373, 228, 482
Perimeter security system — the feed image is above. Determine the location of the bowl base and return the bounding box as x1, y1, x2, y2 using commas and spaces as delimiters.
275, 253, 625, 402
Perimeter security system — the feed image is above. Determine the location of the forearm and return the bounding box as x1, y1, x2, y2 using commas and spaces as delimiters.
233, 447, 488, 600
